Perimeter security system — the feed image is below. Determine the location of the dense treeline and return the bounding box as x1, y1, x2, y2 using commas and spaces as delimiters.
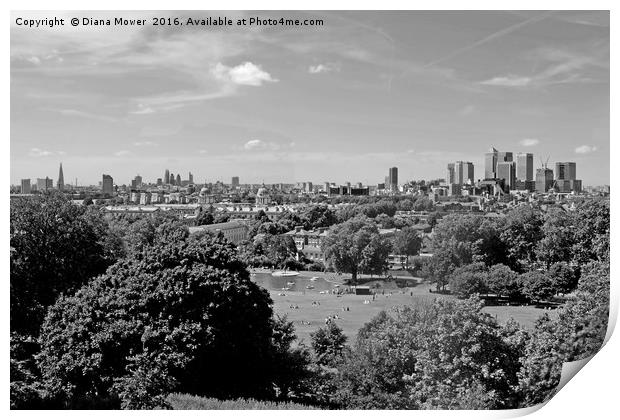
10, 194, 609, 409
422, 201, 609, 302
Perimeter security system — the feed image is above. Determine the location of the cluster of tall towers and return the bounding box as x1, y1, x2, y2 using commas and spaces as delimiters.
162, 169, 193, 187
484, 148, 534, 190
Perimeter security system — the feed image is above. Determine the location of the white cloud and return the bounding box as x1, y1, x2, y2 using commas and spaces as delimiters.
480, 75, 532, 87
26, 56, 41, 65
130, 105, 156, 115
520, 138, 540, 147
199, 149, 208, 154
28, 147, 52, 157
213, 62, 277, 86
133, 141, 157, 147
575, 145, 598, 154
114, 150, 131, 156
242, 139, 294, 151
244, 139, 276, 151
308, 63, 340, 74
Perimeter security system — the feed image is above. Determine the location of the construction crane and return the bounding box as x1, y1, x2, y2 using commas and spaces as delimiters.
539, 156, 550, 169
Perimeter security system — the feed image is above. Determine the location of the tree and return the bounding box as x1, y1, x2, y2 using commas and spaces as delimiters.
535, 208, 574, 268
486, 264, 521, 300
360, 235, 391, 277
448, 262, 488, 298
571, 200, 610, 265
328, 298, 523, 409
193, 210, 214, 226
392, 226, 423, 268
321, 216, 389, 284
500, 206, 543, 272
517, 260, 609, 406
10, 193, 111, 336
520, 271, 555, 302
36, 231, 302, 408
547, 262, 578, 295
310, 322, 348, 367
300, 205, 337, 229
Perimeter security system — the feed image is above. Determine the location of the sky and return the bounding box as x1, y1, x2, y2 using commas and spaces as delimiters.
10, 10, 610, 186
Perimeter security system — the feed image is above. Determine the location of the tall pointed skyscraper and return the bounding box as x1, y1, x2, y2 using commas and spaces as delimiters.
57, 163, 65, 191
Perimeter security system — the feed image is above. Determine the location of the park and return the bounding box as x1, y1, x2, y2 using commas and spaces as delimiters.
253, 270, 558, 344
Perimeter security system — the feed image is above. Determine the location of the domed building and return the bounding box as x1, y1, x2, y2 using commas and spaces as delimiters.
255, 184, 271, 206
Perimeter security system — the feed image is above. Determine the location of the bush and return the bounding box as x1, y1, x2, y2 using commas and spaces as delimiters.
167, 394, 318, 410
37, 230, 297, 408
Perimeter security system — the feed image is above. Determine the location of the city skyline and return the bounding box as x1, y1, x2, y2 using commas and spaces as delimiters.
11, 11, 609, 185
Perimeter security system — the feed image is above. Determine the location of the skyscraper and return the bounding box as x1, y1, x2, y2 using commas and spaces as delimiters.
189, 172, 194, 184
535, 168, 554, 193
169, 173, 175, 186
388, 167, 398, 191
446, 163, 455, 184
176, 174, 181, 185
497, 151, 513, 165
57, 163, 64, 191
232, 176, 239, 188
554, 162, 577, 181
454, 161, 474, 185
516, 153, 534, 181
102, 174, 114, 195
497, 161, 516, 191
164, 169, 170, 184
20, 179, 31, 194
484, 147, 498, 179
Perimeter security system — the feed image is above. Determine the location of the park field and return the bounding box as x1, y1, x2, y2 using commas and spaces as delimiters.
268, 280, 558, 344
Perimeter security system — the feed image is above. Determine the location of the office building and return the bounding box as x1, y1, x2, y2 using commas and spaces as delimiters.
496, 161, 516, 191
232, 176, 240, 188
164, 169, 170, 184
189, 172, 194, 184
102, 174, 114, 195
454, 161, 474, 185
176, 174, 181, 185
535, 168, 554, 193
497, 151, 513, 165
555, 162, 577, 181
388, 167, 398, 191
20, 179, 31, 194
36, 177, 53, 192
448, 183, 462, 196
516, 153, 534, 181
446, 163, 455, 184
156, 178, 162, 186
484, 147, 498, 179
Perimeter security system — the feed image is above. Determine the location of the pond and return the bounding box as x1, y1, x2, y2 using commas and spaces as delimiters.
251, 272, 343, 294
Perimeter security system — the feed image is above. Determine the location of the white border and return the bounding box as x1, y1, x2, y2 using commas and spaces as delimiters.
4, 1, 616, 419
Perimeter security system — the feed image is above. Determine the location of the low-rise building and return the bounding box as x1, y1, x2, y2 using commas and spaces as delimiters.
189, 221, 249, 244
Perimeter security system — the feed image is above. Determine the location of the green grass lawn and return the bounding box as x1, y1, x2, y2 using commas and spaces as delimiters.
269, 279, 558, 344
